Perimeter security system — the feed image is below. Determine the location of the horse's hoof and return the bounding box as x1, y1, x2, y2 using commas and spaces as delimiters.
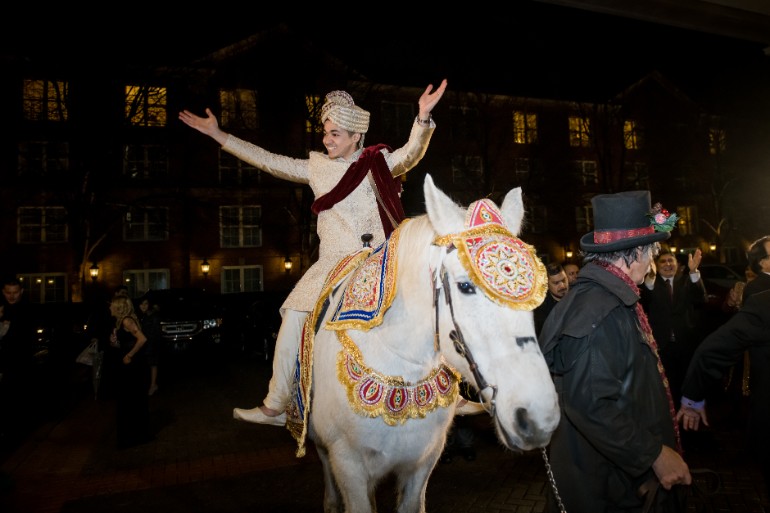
233, 407, 286, 426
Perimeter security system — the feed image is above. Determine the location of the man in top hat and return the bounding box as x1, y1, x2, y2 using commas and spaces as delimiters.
539, 191, 692, 512
179, 80, 448, 426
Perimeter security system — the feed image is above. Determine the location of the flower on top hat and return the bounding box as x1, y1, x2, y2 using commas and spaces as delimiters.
647, 203, 678, 233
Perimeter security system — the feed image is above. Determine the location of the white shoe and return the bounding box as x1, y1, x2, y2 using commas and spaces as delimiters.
233, 406, 287, 426
456, 399, 486, 416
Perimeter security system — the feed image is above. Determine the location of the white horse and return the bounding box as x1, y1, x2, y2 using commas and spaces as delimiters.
300, 174, 560, 513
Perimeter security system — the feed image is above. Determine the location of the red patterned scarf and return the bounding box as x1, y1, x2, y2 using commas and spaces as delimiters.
311, 144, 405, 238
593, 260, 683, 455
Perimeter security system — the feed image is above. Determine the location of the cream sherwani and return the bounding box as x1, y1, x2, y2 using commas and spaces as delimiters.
223, 120, 435, 411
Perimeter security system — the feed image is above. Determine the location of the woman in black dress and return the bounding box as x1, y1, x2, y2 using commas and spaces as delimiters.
109, 295, 151, 448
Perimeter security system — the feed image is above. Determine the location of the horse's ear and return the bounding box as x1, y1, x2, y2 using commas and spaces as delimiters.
424, 174, 465, 235
500, 187, 525, 236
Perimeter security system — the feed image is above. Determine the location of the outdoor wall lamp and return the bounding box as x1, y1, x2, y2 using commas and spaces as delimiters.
284, 257, 293, 272
669, 246, 677, 254
89, 263, 100, 281
709, 243, 717, 252
200, 259, 210, 277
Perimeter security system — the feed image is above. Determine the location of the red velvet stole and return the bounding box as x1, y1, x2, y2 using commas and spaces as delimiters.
311, 144, 405, 238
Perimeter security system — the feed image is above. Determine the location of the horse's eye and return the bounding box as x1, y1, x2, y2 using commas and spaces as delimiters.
456, 281, 476, 294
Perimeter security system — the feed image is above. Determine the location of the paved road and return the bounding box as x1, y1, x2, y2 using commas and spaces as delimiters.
1, 348, 768, 512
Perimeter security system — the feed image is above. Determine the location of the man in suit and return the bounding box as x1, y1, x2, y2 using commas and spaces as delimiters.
640, 250, 707, 408
677, 289, 770, 508
533, 262, 569, 336
744, 235, 770, 300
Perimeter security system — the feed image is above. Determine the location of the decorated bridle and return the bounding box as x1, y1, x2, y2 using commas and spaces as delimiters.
431, 198, 547, 417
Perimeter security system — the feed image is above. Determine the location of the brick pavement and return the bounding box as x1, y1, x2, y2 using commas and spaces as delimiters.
0, 351, 768, 513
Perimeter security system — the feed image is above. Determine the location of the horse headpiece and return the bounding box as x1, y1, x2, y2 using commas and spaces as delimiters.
433, 198, 547, 311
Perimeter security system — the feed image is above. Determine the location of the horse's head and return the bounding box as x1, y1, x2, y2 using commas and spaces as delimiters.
423, 174, 560, 451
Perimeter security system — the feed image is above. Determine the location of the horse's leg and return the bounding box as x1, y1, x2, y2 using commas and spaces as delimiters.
326, 445, 377, 513
395, 440, 444, 513
315, 442, 343, 513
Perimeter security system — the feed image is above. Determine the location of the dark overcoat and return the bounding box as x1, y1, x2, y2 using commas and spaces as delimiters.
539, 263, 683, 513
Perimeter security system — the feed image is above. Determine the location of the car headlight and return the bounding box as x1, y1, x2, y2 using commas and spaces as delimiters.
202, 318, 220, 330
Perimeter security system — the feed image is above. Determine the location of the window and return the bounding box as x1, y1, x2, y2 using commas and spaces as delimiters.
575, 204, 593, 234
23, 79, 68, 122
568, 116, 591, 148
220, 206, 262, 248
122, 269, 169, 298
675, 206, 697, 236
623, 120, 643, 150
513, 111, 538, 144
709, 127, 727, 155
221, 265, 263, 293
18, 206, 67, 243
574, 160, 598, 185
124, 207, 168, 241
18, 141, 69, 176
381, 101, 415, 142
17, 273, 68, 303
512, 158, 531, 179
219, 150, 260, 186
306, 94, 322, 133
123, 144, 168, 179
528, 205, 548, 234
125, 85, 167, 127
450, 106, 481, 144
220, 88, 258, 130
623, 161, 649, 189
451, 155, 483, 186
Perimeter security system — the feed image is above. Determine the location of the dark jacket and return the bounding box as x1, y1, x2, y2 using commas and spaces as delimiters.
681, 289, 770, 458
743, 272, 770, 301
640, 272, 707, 348
539, 263, 682, 513
534, 293, 559, 336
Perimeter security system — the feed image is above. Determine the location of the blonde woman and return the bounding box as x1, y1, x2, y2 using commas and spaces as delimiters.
109, 295, 152, 448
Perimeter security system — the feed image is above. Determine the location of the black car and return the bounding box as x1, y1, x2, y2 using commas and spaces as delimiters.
142, 289, 224, 354
218, 291, 286, 360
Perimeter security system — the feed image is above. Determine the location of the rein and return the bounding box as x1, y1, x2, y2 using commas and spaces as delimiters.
432, 251, 498, 418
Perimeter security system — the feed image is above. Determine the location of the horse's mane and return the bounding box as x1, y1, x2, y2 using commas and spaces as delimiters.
396, 215, 436, 261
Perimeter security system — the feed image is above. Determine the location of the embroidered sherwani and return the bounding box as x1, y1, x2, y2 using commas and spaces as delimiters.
223, 120, 436, 412
222, 120, 435, 314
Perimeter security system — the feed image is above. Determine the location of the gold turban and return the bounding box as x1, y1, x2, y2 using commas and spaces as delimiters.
320, 90, 370, 134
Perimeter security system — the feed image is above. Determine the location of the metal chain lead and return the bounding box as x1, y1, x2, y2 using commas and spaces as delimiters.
540, 447, 567, 513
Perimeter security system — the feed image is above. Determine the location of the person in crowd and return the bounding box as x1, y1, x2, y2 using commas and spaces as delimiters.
640, 250, 707, 408
440, 380, 480, 464
743, 235, 770, 300
677, 288, 770, 506
0, 276, 36, 442
562, 261, 580, 286
109, 294, 151, 448
179, 80, 447, 426
539, 191, 691, 512
533, 262, 569, 336
137, 296, 162, 396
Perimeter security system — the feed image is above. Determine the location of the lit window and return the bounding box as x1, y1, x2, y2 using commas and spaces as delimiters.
709, 127, 726, 155
18, 206, 67, 243
125, 85, 167, 127
122, 269, 169, 298
16, 273, 68, 303
306, 95, 322, 133
124, 207, 168, 241
513, 111, 538, 144
568, 116, 591, 148
675, 206, 697, 235
220, 206, 262, 248
220, 88, 258, 130
221, 265, 263, 293
23, 79, 69, 122
624, 120, 643, 150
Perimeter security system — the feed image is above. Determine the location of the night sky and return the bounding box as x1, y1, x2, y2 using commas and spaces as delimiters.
4, 3, 769, 109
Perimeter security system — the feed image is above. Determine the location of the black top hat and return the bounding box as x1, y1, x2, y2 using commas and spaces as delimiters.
580, 190, 671, 253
